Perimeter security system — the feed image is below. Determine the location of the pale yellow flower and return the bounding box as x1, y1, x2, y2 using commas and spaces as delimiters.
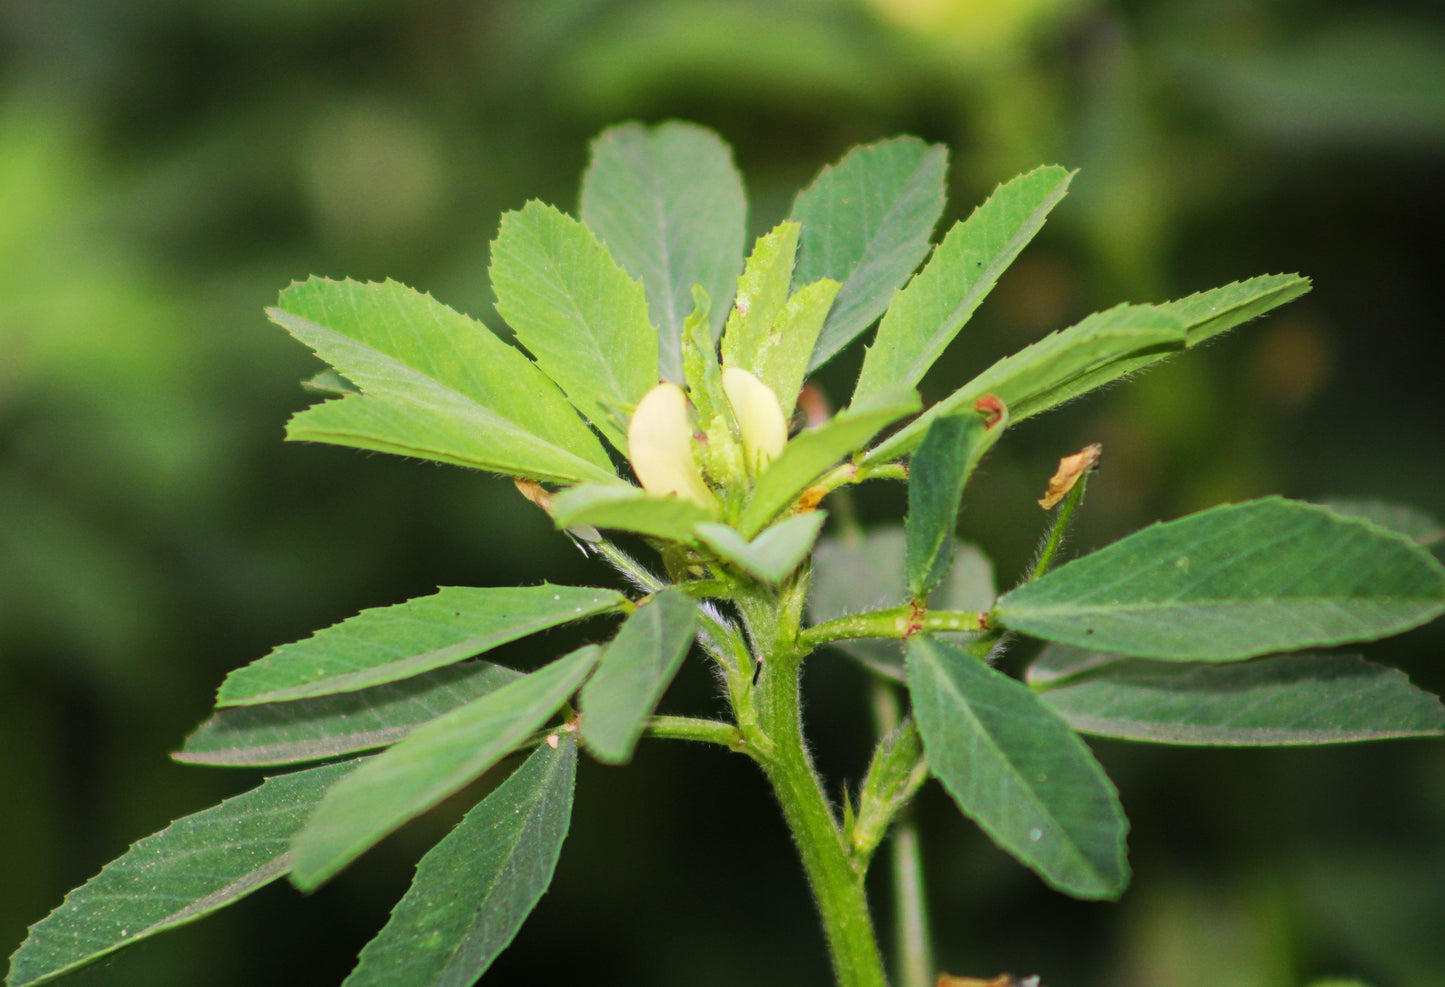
627, 382, 715, 507
722, 367, 787, 476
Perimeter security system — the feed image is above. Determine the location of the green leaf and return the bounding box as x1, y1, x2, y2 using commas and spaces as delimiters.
1316, 497, 1445, 547
905, 406, 1006, 599
864, 303, 1184, 466
580, 589, 698, 764
177, 662, 522, 767
720, 223, 840, 417
342, 736, 577, 987
810, 525, 995, 678
789, 137, 948, 370
579, 121, 746, 383
550, 483, 715, 544
489, 200, 659, 452
696, 512, 828, 585
270, 279, 618, 485
736, 388, 921, 537
906, 637, 1129, 899
863, 274, 1309, 466
1033, 651, 1445, 746
721, 222, 802, 373
8, 759, 360, 987
289, 645, 599, 891
995, 498, 1445, 661
852, 165, 1073, 405
1021, 273, 1313, 418
216, 585, 625, 706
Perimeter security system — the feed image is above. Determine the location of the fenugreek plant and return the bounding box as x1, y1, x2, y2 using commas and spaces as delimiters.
10, 122, 1445, 987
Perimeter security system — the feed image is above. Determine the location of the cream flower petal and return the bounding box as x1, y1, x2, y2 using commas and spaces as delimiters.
627, 382, 715, 507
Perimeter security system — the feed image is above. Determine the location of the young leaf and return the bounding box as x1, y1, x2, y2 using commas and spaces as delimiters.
1035, 653, 1445, 746
994, 498, 1445, 661
580, 589, 698, 764
810, 525, 995, 679
905, 405, 1007, 599
721, 222, 802, 373
342, 736, 578, 987
789, 137, 948, 370
852, 165, 1073, 405
864, 303, 1184, 466
288, 645, 599, 891
550, 483, 715, 544
696, 513, 828, 586
579, 120, 746, 383
8, 759, 360, 987
720, 223, 840, 417
906, 636, 1129, 899
735, 388, 921, 537
177, 662, 523, 767
216, 585, 625, 706
490, 200, 659, 452
270, 279, 619, 486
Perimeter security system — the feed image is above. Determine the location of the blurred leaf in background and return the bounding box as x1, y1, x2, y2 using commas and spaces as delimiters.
3, 0, 1444, 985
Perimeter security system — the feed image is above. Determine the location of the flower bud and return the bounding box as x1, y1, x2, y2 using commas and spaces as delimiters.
627, 382, 715, 507
723, 367, 787, 475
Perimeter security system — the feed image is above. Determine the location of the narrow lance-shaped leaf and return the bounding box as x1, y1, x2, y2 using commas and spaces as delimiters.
864, 274, 1309, 465
905, 401, 1007, 599
790, 137, 948, 370
864, 303, 1184, 466
271, 279, 619, 485
7, 759, 361, 987
736, 388, 921, 538
342, 736, 578, 987
289, 644, 600, 891
1031, 650, 1445, 746
177, 662, 523, 768
490, 201, 659, 452
580, 121, 746, 382
852, 165, 1073, 405
216, 585, 626, 706
906, 636, 1129, 899
581, 589, 699, 764
1020, 273, 1312, 418
994, 498, 1445, 662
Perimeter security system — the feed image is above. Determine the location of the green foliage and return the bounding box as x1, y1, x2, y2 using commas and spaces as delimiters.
271, 279, 620, 485
1031, 650, 1445, 745
579, 120, 746, 383
15, 120, 1444, 987
788, 136, 948, 371
178, 662, 523, 767
907, 637, 1130, 900
343, 737, 577, 987
288, 645, 599, 891
994, 498, 1445, 661
216, 585, 626, 705
904, 406, 1008, 600
489, 201, 659, 453
580, 589, 698, 764
8, 759, 361, 987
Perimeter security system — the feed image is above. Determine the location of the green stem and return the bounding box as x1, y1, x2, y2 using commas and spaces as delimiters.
799, 606, 985, 651
758, 651, 889, 987
869, 684, 933, 987
644, 715, 741, 747
741, 576, 888, 987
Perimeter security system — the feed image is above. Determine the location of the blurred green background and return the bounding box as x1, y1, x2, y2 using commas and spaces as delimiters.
3, 1, 1444, 985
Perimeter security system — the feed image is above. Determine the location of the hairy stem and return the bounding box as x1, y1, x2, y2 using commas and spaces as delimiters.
743, 577, 889, 987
